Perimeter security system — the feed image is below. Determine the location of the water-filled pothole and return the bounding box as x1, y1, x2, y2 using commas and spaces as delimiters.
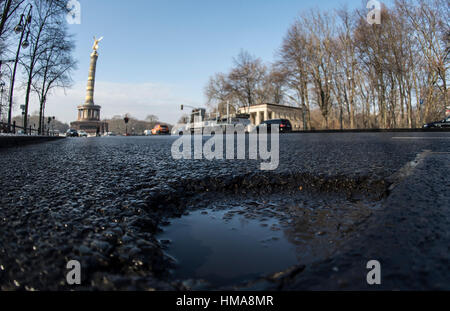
158, 191, 380, 288
159, 209, 297, 287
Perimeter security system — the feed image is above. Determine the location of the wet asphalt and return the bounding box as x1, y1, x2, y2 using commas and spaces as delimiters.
0, 132, 449, 290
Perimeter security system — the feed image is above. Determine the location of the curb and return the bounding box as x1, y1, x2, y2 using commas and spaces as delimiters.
0, 136, 65, 149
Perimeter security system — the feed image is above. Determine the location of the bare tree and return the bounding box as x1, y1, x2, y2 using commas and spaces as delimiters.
107, 114, 167, 135
0, 0, 25, 43
259, 65, 287, 105
205, 72, 234, 112
228, 50, 267, 108
204, 1, 449, 130
205, 51, 268, 116
334, 7, 359, 128
277, 21, 312, 129
145, 114, 159, 123
302, 10, 335, 128
31, 18, 76, 134
396, 0, 449, 123
21, 0, 68, 131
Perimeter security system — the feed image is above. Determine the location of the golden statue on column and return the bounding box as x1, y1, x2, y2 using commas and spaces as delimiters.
70, 36, 108, 136
92, 36, 103, 51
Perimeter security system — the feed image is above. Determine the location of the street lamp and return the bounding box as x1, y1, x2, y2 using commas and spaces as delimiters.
124, 116, 130, 136
0, 81, 5, 123
47, 116, 55, 136
21, 104, 26, 128
21, 34, 30, 49
7, 3, 33, 133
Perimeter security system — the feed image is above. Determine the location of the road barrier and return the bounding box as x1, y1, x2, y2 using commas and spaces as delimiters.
0, 121, 59, 136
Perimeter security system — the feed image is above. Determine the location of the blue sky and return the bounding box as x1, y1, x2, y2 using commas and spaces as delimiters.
43, 0, 373, 124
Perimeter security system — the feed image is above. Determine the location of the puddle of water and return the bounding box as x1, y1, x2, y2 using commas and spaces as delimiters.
158, 192, 377, 288
159, 209, 299, 287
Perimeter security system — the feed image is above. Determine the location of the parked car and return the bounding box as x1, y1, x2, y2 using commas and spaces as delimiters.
78, 130, 88, 137
423, 116, 450, 129
151, 124, 170, 135
257, 119, 293, 133
66, 129, 79, 137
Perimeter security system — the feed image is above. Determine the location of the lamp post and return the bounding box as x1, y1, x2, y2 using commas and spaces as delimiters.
47, 116, 55, 136
20, 104, 26, 129
7, 3, 32, 133
0, 81, 5, 122
124, 116, 129, 136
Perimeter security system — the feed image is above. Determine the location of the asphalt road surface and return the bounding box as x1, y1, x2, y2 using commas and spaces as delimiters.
0, 132, 449, 290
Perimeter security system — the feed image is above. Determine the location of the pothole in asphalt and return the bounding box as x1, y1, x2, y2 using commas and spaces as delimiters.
157, 191, 381, 288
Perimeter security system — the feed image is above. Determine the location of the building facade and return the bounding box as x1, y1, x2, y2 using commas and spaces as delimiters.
238, 103, 303, 130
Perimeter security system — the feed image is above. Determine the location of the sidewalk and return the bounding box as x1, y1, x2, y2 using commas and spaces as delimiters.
0, 135, 65, 148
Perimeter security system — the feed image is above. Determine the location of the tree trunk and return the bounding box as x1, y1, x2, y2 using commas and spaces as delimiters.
23, 69, 33, 131
303, 80, 311, 130
38, 98, 44, 135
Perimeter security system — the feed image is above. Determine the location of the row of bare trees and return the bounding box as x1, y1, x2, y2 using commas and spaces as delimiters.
205, 0, 449, 129
0, 0, 76, 134
107, 114, 166, 135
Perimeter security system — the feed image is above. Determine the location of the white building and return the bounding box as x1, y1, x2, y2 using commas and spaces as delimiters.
238, 103, 303, 130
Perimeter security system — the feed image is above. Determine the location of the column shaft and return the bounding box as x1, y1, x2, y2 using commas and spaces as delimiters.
85, 51, 98, 105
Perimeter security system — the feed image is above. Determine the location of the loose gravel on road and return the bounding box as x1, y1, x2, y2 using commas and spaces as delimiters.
0, 133, 449, 290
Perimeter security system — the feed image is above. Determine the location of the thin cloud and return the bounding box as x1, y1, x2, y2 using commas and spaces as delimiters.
41, 81, 201, 124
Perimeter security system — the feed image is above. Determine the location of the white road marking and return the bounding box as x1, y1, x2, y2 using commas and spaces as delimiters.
392, 137, 450, 140
388, 150, 432, 191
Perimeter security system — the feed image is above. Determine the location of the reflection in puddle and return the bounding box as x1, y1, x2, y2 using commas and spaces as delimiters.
158, 193, 377, 288
159, 209, 298, 287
